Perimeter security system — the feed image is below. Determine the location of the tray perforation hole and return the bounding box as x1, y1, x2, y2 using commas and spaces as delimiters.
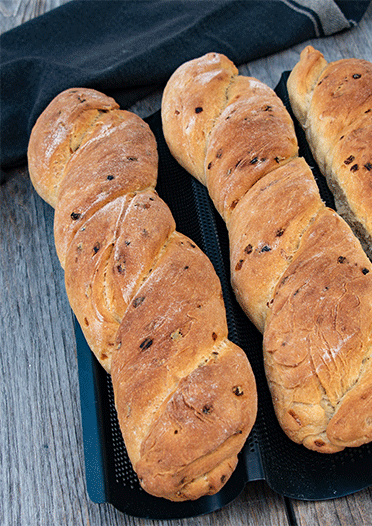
246, 428, 260, 453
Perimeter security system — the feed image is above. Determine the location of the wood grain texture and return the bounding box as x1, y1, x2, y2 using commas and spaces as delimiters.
1, 2, 372, 526
0, 0, 70, 34
289, 486, 372, 526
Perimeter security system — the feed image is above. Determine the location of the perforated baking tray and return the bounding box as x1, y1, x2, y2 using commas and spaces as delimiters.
75, 72, 372, 519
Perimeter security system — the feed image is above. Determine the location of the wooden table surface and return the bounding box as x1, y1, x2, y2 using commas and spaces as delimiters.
1, 1, 372, 525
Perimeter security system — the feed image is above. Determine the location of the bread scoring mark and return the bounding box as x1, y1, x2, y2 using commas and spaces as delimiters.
225, 108, 236, 120
69, 108, 109, 156
135, 230, 177, 291
100, 241, 123, 325
317, 74, 329, 86
200, 74, 238, 180
85, 283, 91, 299
288, 409, 301, 426
332, 76, 350, 97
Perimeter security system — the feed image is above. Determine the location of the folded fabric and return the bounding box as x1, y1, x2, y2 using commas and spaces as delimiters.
0, 0, 369, 180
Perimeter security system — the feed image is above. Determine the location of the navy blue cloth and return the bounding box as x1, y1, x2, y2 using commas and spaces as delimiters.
0, 0, 369, 179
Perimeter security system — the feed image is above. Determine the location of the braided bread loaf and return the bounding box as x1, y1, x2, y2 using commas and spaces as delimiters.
162, 52, 372, 453
287, 45, 372, 259
27, 88, 257, 501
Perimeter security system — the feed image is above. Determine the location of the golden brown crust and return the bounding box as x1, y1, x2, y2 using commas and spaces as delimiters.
112, 231, 231, 454
306, 57, 372, 174
162, 51, 372, 453
135, 343, 255, 501
28, 87, 257, 501
110, 230, 257, 499
288, 46, 372, 258
327, 361, 372, 448
162, 54, 298, 221
161, 52, 238, 184
27, 88, 119, 207
205, 76, 298, 221
286, 45, 327, 127
264, 208, 372, 453
229, 157, 324, 332
327, 113, 372, 257
54, 109, 158, 267
64, 191, 176, 371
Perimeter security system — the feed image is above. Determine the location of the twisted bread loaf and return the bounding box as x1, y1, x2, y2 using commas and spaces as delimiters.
27, 88, 257, 501
287, 45, 372, 259
162, 52, 372, 453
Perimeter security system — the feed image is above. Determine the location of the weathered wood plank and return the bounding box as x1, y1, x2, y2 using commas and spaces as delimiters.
289, 486, 372, 526
0, 168, 89, 525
